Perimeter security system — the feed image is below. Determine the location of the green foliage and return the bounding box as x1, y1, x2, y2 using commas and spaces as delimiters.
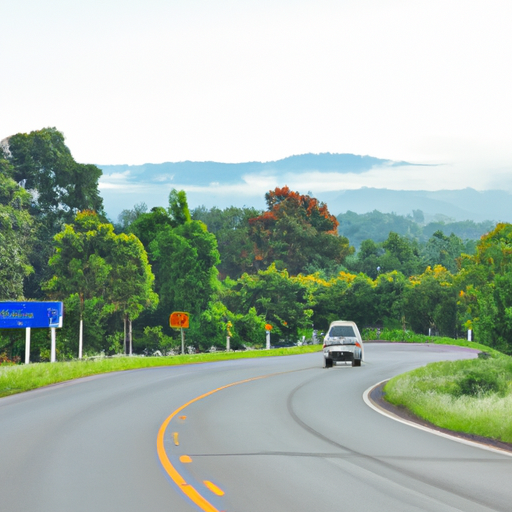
150, 219, 220, 316
135, 325, 178, 354
168, 189, 192, 226
404, 266, 458, 336
2, 128, 105, 299
7, 128, 104, 223
115, 202, 148, 232
0, 173, 34, 299
455, 368, 507, 397
338, 209, 492, 250
458, 223, 512, 353
59, 294, 110, 355
44, 211, 157, 355
224, 264, 312, 340
191, 205, 261, 279
421, 230, 466, 273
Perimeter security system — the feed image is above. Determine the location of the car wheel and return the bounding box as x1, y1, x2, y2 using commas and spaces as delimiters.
352, 358, 361, 367
324, 358, 333, 368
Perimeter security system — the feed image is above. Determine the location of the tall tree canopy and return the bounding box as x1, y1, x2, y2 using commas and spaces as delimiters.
458, 223, 512, 353
0, 152, 34, 299
6, 128, 104, 224
45, 211, 158, 355
191, 205, 261, 279
248, 186, 353, 275
2, 127, 105, 298
130, 190, 221, 346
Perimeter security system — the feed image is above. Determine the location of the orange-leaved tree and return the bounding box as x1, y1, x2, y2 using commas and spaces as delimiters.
248, 186, 353, 275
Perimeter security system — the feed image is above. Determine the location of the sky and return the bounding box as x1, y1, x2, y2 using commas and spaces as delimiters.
2, 0, 512, 213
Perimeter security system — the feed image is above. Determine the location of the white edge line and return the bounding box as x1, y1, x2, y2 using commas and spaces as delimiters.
363, 380, 512, 458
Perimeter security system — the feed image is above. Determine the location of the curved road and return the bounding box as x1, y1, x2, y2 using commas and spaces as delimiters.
0, 343, 510, 512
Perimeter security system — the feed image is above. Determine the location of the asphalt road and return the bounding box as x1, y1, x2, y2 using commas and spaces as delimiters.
1, 343, 510, 512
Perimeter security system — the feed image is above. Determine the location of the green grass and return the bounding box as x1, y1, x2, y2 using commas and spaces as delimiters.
384, 355, 512, 443
0, 345, 322, 398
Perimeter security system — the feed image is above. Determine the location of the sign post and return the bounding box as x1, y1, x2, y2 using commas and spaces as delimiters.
170, 312, 190, 354
25, 327, 31, 365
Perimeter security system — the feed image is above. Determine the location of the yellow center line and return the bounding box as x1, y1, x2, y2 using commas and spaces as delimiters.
157, 371, 291, 512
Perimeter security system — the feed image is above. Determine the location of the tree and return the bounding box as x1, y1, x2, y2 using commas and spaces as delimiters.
421, 230, 466, 273
150, 220, 220, 320
191, 205, 261, 279
3, 128, 105, 299
129, 190, 221, 349
248, 186, 353, 275
224, 264, 312, 341
380, 232, 422, 277
349, 239, 382, 278
0, 155, 34, 299
374, 271, 408, 329
44, 211, 157, 356
458, 223, 512, 352
116, 202, 148, 232
404, 265, 457, 336
6, 128, 104, 223
107, 231, 159, 355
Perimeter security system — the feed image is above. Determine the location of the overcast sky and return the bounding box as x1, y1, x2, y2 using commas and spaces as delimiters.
2, 0, 512, 199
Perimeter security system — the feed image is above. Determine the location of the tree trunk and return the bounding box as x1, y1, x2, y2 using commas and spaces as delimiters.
123, 314, 128, 355
128, 317, 133, 356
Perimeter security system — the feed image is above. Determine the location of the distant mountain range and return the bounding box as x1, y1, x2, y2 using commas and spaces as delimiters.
99, 153, 417, 186
97, 153, 511, 224
321, 188, 512, 224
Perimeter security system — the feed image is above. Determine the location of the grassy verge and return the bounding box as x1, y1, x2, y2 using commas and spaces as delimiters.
0, 345, 322, 399
384, 354, 512, 443
363, 327, 504, 357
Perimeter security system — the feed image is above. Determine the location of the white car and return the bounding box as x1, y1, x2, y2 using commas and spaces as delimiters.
323, 320, 364, 368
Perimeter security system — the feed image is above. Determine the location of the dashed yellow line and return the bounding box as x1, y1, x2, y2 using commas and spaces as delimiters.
156, 374, 273, 512
204, 480, 225, 496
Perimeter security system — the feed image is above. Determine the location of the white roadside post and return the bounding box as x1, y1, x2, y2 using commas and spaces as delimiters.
226, 321, 232, 351
79, 317, 83, 359
265, 323, 273, 349
25, 327, 31, 364
50, 327, 56, 362
468, 329, 472, 341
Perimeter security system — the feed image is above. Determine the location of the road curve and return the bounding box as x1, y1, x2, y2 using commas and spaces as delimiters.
1, 343, 510, 512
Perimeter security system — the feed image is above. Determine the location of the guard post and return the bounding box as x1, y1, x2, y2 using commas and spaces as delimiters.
265, 323, 273, 350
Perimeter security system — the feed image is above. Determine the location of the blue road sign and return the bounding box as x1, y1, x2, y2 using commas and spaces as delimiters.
0, 302, 63, 329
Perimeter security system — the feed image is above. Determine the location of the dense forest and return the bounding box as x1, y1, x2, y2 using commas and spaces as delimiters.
1, 128, 512, 361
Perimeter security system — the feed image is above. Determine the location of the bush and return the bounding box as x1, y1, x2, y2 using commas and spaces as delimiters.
455, 369, 507, 397
0, 352, 20, 366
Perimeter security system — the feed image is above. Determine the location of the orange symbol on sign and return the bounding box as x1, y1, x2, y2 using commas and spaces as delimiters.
170, 312, 189, 328
265, 323, 273, 331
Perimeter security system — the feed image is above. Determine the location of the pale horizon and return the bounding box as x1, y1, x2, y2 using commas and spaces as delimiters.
2, 0, 511, 198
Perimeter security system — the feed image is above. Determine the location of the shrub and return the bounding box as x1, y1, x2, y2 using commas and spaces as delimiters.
455, 369, 507, 397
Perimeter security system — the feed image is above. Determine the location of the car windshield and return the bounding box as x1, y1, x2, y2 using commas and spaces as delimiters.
329, 325, 356, 338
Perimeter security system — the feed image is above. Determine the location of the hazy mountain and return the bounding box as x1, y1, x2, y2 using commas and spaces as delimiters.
99, 152, 416, 186
97, 153, 511, 224
321, 188, 512, 223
